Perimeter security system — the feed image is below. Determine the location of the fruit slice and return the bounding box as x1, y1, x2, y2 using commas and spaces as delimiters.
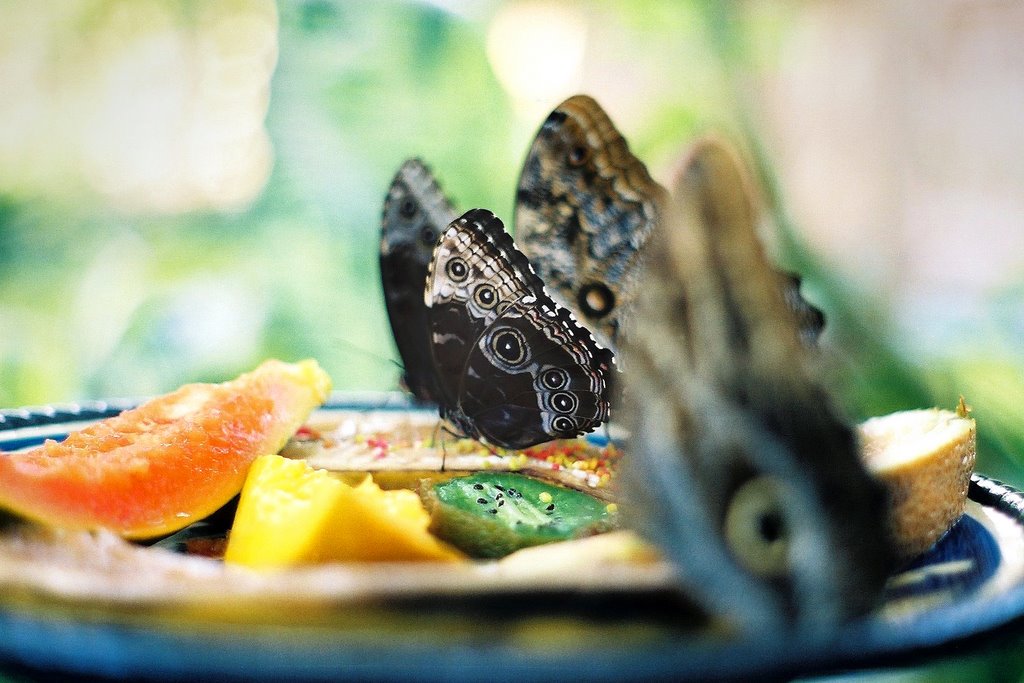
224, 454, 462, 567
858, 403, 976, 558
498, 530, 662, 576
0, 359, 331, 539
424, 472, 618, 558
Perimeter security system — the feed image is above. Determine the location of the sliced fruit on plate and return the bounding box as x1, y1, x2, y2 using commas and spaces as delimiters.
0, 359, 331, 540
859, 401, 977, 558
424, 472, 619, 558
224, 454, 463, 566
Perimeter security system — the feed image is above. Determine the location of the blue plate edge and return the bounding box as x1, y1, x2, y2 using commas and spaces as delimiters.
1, 396, 1024, 681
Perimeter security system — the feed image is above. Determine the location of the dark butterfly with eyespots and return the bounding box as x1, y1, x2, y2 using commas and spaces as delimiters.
379, 158, 457, 403
380, 177, 615, 449
425, 209, 614, 449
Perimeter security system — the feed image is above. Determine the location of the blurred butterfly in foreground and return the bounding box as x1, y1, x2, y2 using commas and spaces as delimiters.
380, 181, 615, 448
619, 137, 895, 635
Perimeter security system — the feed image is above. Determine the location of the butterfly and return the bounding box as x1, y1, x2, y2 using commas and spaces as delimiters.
515, 94, 824, 352
618, 137, 895, 634
379, 158, 458, 403
515, 95, 667, 352
381, 188, 615, 449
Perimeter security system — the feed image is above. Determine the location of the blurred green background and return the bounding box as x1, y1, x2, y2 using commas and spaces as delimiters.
0, 1, 1022, 679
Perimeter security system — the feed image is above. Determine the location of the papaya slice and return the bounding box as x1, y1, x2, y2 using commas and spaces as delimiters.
0, 359, 331, 539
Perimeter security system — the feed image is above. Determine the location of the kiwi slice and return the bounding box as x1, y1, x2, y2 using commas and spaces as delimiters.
424, 472, 617, 558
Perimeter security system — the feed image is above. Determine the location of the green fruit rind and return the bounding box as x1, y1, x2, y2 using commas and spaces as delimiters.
424, 472, 617, 558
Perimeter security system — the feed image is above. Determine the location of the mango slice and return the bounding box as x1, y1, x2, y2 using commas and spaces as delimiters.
224, 454, 462, 567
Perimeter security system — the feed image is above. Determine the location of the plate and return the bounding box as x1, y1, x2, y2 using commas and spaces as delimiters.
1, 393, 1023, 682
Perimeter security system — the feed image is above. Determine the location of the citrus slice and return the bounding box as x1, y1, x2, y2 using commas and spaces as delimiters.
0, 359, 331, 539
858, 403, 976, 558
224, 454, 463, 567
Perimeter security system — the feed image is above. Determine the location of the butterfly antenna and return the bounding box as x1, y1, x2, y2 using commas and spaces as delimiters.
329, 336, 422, 401
330, 336, 403, 373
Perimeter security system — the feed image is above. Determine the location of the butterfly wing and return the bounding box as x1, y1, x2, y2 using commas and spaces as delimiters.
782, 273, 826, 346
380, 158, 458, 402
515, 95, 825, 350
426, 209, 614, 449
515, 95, 667, 351
619, 137, 895, 633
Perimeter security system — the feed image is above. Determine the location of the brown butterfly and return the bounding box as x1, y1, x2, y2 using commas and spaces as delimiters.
515, 94, 823, 353
618, 137, 896, 634
515, 95, 667, 352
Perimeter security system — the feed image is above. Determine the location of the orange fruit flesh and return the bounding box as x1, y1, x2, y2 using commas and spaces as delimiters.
0, 359, 331, 539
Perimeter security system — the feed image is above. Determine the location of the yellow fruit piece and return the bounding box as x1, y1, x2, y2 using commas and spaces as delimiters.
224, 454, 463, 567
498, 530, 662, 578
859, 406, 976, 558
